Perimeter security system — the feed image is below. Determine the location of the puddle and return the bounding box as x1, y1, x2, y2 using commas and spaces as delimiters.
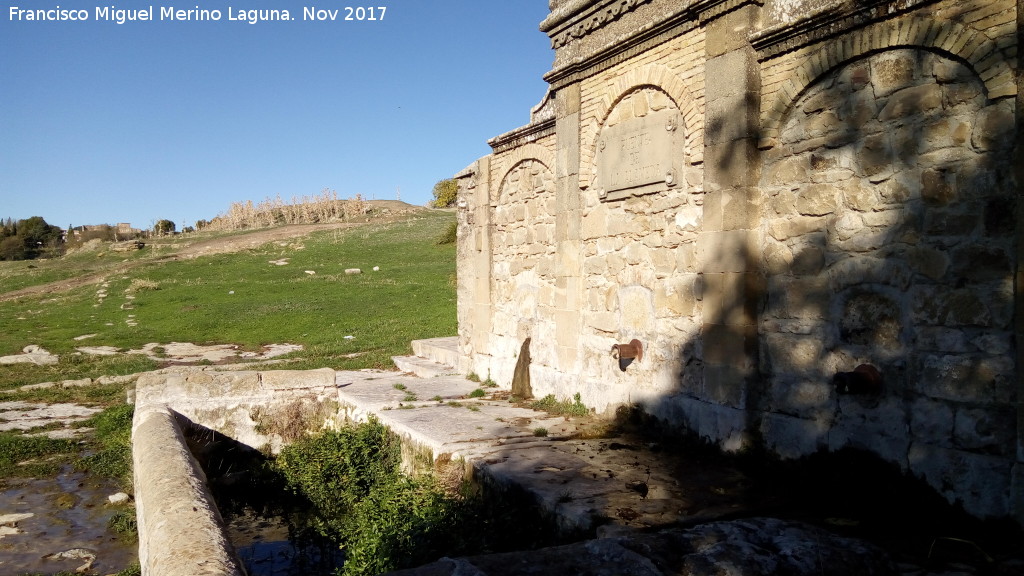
183, 424, 344, 576
225, 509, 344, 576
0, 470, 137, 575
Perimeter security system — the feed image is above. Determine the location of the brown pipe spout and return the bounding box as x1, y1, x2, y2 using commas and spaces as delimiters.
834, 364, 883, 395
611, 339, 643, 361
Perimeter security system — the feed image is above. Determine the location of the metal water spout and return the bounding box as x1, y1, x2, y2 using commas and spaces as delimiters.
611, 339, 643, 372
834, 364, 883, 395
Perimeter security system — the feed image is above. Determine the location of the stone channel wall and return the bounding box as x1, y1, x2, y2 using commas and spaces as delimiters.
455, 0, 1022, 523
132, 368, 339, 576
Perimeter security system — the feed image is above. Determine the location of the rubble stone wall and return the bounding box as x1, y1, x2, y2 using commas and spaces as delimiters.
455, 0, 1021, 522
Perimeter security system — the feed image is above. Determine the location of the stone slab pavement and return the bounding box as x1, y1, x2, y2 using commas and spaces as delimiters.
333, 370, 752, 536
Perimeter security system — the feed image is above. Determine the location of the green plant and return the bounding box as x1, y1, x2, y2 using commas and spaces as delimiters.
533, 427, 548, 437
393, 383, 407, 391
466, 372, 480, 383
436, 221, 457, 245
0, 432, 78, 479
530, 392, 589, 418
429, 178, 459, 208
468, 388, 485, 399
75, 403, 135, 489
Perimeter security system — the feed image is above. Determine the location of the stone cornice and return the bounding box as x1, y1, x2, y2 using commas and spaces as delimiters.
544, 0, 657, 50
751, 0, 941, 59
488, 118, 556, 154
542, 0, 762, 88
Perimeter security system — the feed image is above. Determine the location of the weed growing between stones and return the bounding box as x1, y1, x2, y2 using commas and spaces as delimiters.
75, 403, 135, 490
0, 432, 78, 479
530, 392, 590, 418
268, 418, 558, 576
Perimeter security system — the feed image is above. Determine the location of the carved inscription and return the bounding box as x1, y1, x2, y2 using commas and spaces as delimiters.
595, 108, 681, 200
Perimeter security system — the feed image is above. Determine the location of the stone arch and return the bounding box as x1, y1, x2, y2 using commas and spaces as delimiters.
494, 143, 555, 203
581, 63, 702, 189
761, 16, 1016, 147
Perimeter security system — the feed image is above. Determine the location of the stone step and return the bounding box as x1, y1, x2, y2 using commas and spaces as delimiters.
392, 354, 460, 379
410, 337, 460, 368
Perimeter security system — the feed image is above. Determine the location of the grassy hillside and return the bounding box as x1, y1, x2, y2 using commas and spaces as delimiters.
0, 211, 457, 390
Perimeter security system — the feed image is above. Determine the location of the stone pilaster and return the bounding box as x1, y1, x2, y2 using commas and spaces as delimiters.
554, 82, 583, 373
698, 3, 764, 444
1014, 0, 1024, 526
455, 157, 493, 375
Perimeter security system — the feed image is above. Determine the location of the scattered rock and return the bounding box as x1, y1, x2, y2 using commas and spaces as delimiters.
76, 346, 121, 356
268, 258, 290, 266
393, 518, 897, 576
0, 512, 34, 525
0, 402, 102, 432
373, 266, 380, 271
73, 334, 98, 341
0, 345, 58, 366
345, 268, 362, 275
108, 492, 131, 505
43, 548, 97, 573
305, 270, 316, 275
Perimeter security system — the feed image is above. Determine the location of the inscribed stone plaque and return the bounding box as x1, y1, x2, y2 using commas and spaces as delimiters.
594, 108, 684, 201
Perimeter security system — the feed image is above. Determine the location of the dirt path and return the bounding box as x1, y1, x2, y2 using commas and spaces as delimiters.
0, 222, 356, 303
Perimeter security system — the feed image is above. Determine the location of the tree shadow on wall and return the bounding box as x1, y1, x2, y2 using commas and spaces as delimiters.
634, 41, 1020, 564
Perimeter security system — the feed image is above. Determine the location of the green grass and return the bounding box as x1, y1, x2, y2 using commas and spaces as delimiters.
0, 212, 457, 382
530, 393, 590, 418
75, 403, 135, 489
0, 432, 79, 479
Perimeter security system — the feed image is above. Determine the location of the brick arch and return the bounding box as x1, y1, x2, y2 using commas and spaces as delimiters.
581, 63, 702, 189
494, 143, 555, 202
761, 16, 1017, 147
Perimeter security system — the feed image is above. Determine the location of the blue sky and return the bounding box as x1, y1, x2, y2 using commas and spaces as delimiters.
1, 1, 552, 229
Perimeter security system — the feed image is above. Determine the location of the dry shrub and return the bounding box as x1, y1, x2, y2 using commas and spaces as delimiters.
205, 189, 370, 231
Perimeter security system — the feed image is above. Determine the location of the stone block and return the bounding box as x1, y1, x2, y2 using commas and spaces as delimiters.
923, 208, 979, 236
761, 412, 829, 459
918, 354, 1015, 402
764, 154, 809, 186
921, 168, 957, 205
871, 50, 917, 98
721, 187, 760, 230
954, 405, 1017, 455
911, 286, 991, 327
704, 139, 760, 191
697, 229, 758, 273
877, 174, 915, 204
791, 245, 825, 275
701, 272, 763, 326
971, 101, 1015, 152
913, 325, 966, 352
843, 180, 877, 211
764, 378, 834, 419
857, 133, 894, 178
910, 397, 954, 445
618, 285, 654, 333
908, 443, 1013, 519
767, 215, 824, 241
830, 396, 911, 467
830, 255, 913, 290
950, 244, 1012, 282
767, 275, 830, 320
878, 84, 944, 122
702, 322, 758, 367
765, 333, 825, 378
764, 242, 794, 275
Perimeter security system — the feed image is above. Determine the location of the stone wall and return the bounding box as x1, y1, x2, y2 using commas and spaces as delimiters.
455, 0, 1020, 522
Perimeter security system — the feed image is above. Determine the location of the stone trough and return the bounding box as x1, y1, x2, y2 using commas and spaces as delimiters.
130, 339, 924, 576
